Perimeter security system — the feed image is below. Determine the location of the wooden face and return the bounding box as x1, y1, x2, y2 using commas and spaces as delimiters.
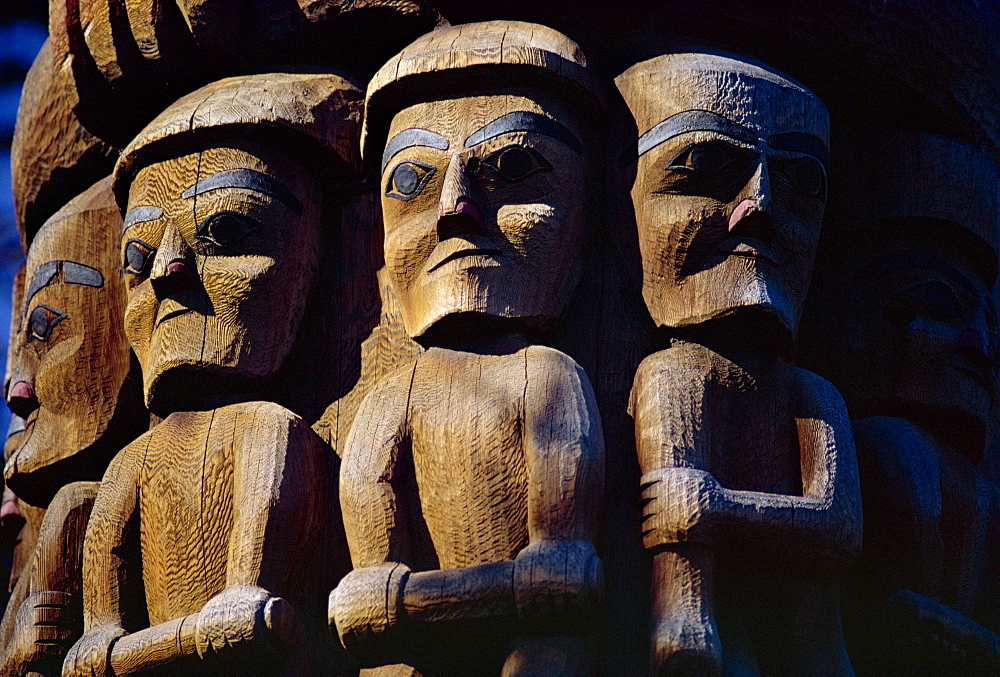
830, 238, 997, 429
5, 266, 25, 463
381, 89, 589, 338
5, 181, 130, 483
617, 54, 830, 334
122, 141, 322, 413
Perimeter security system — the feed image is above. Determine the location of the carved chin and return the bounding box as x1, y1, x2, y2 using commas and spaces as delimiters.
401, 267, 567, 338
647, 259, 799, 332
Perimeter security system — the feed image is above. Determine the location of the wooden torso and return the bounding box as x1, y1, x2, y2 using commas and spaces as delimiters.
406, 347, 530, 570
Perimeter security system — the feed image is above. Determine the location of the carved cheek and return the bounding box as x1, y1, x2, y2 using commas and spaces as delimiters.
495, 203, 561, 256
384, 215, 438, 292
34, 333, 85, 413
123, 281, 158, 364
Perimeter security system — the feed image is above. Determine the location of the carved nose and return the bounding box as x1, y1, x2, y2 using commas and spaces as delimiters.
437, 197, 487, 241
152, 258, 199, 298
728, 199, 775, 245
6, 381, 37, 419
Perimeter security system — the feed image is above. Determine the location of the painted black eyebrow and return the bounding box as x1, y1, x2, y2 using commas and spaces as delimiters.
382, 128, 449, 173
637, 110, 758, 157
767, 132, 829, 167
22, 260, 104, 319
181, 169, 303, 215
464, 111, 583, 155
122, 206, 163, 234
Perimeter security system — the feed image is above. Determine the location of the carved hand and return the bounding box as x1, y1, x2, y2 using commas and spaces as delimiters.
513, 540, 604, 621
193, 585, 297, 662
640, 467, 730, 550
329, 563, 410, 657
62, 623, 126, 677
2, 591, 76, 676
640, 465, 859, 564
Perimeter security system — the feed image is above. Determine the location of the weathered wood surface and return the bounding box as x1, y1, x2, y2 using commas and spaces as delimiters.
0, 481, 97, 677
65, 402, 343, 676
331, 22, 607, 676
112, 71, 366, 421
616, 51, 860, 675
50, 0, 441, 147
4, 178, 144, 508
10, 37, 117, 253
5, 3, 1000, 676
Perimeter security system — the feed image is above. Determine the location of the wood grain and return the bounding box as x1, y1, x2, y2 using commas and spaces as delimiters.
0, 481, 97, 677
4, 178, 145, 508
66, 401, 348, 676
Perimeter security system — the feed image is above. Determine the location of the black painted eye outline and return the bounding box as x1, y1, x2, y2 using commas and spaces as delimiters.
665, 140, 752, 175
776, 156, 827, 200
386, 160, 436, 201
123, 238, 157, 278
26, 304, 67, 343
196, 210, 263, 249
477, 145, 552, 182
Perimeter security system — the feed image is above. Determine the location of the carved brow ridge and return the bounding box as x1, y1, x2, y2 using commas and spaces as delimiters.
636, 109, 828, 165
23, 260, 104, 319
181, 169, 303, 215
382, 128, 449, 173
122, 206, 163, 235
464, 111, 583, 154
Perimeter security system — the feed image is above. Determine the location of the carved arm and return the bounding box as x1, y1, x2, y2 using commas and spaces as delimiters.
640, 366, 862, 565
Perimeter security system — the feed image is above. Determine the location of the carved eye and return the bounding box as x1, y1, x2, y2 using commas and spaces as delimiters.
123, 238, 156, 278
26, 304, 66, 342
196, 211, 260, 248
660, 141, 756, 198
480, 146, 551, 182
386, 161, 435, 200
784, 157, 826, 199
668, 141, 735, 174
886, 279, 966, 326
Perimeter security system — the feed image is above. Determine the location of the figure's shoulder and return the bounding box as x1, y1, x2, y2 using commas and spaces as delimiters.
632, 341, 727, 394
523, 343, 584, 371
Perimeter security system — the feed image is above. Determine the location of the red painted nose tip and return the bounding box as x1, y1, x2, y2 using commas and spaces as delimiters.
728, 199, 772, 231
0, 498, 21, 522
166, 261, 191, 276
6, 381, 38, 419
452, 197, 485, 228
7, 382, 33, 404
959, 328, 986, 354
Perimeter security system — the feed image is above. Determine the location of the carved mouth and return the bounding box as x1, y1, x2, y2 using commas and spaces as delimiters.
426, 237, 503, 273
427, 248, 502, 273
716, 237, 777, 266
155, 306, 193, 327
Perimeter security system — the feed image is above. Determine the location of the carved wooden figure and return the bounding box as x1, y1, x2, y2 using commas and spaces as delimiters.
1, 481, 98, 677
331, 22, 606, 676
64, 73, 363, 676
616, 53, 861, 675
0, 178, 144, 676
3, 177, 143, 508
799, 129, 1000, 674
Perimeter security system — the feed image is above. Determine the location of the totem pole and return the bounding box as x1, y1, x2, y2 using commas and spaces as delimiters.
616, 52, 861, 675
800, 129, 1000, 673
0, 178, 143, 676
331, 22, 606, 676
63, 72, 363, 676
